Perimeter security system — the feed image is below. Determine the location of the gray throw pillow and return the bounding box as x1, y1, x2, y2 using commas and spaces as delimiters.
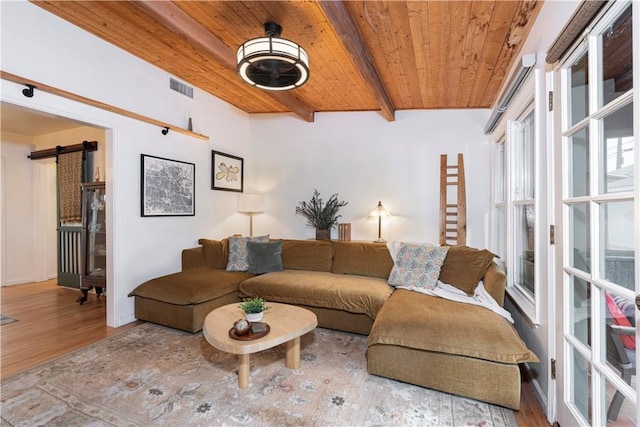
248, 240, 283, 274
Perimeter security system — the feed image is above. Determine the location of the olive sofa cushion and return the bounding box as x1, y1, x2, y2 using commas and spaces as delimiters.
331, 241, 394, 279
438, 245, 497, 295
281, 239, 333, 272
368, 289, 539, 364
129, 267, 253, 305
239, 270, 394, 320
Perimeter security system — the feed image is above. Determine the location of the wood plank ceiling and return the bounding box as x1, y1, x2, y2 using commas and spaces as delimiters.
32, 1, 543, 122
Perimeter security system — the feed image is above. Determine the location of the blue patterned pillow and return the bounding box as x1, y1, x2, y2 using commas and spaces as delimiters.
387, 242, 449, 291
226, 235, 269, 272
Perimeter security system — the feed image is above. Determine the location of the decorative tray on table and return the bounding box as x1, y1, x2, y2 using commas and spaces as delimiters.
229, 322, 270, 340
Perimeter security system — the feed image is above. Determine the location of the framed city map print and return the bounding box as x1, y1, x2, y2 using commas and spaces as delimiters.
141, 154, 195, 217
211, 150, 243, 192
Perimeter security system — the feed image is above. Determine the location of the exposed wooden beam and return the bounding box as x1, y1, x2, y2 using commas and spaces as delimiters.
132, 0, 315, 123
0, 70, 209, 141
317, 0, 395, 121
132, 0, 236, 68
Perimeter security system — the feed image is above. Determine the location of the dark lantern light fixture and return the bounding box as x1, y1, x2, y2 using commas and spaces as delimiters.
236, 22, 309, 91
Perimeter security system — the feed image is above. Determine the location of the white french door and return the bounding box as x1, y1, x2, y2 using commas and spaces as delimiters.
555, 2, 639, 426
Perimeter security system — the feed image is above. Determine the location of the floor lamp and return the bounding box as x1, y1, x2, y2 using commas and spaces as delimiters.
238, 194, 264, 237
368, 201, 392, 243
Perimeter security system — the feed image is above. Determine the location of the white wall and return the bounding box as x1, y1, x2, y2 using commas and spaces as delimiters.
249, 110, 491, 247
0, 134, 34, 285
1, 0, 252, 327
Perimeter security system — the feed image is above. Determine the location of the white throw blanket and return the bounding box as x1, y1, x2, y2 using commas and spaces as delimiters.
431, 280, 514, 323
386, 241, 514, 323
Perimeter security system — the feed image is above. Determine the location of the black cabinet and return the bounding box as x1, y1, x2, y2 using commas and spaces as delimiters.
78, 181, 106, 304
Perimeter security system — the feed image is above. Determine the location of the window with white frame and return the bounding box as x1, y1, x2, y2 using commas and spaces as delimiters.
511, 107, 536, 298
491, 92, 540, 322
493, 138, 506, 262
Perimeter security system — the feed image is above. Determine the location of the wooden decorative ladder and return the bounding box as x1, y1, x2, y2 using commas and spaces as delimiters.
439, 153, 467, 246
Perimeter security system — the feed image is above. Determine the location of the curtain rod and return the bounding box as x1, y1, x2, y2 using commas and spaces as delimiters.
29, 140, 98, 160
1, 70, 209, 141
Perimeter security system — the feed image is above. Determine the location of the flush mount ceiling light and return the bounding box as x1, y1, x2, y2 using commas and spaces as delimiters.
236, 22, 309, 91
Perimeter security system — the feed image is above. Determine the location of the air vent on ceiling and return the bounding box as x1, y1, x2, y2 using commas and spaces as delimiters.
169, 78, 193, 99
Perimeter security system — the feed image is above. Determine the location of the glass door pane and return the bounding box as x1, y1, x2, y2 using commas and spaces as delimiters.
571, 347, 593, 424
570, 275, 591, 348
599, 103, 634, 194
600, 201, 635, 289
568, 126, 590, 198
602, 290, 637, 425
604, 377, 637, 425
600, 5, 633, 107
569, 203, 591, 273
570, 53, 589, 126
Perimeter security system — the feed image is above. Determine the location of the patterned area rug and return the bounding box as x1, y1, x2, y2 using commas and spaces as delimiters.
0, 315, 18, 325
1, 323, 518, 426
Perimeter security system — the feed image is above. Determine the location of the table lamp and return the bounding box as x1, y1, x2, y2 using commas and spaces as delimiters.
367, 201, 392, 243
238, 194, 264, 237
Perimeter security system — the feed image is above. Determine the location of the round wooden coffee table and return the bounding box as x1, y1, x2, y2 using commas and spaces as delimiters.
203, 302, 317, 388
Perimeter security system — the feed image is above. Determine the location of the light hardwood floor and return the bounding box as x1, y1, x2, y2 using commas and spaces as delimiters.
1, 280, 549, 426
1, 279, 141, 378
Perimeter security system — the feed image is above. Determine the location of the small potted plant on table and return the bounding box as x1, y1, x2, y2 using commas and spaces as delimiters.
240, 297, 269, 322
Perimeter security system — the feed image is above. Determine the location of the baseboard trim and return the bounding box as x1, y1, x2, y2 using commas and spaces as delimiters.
115, 313, 138, 328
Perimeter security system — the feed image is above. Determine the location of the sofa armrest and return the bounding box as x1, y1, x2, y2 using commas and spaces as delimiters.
482, 263, 507, 307
182, 247, 204, 270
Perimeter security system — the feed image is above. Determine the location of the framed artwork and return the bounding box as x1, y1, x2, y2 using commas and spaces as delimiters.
211, 150, 244, 192
141, 154, 195, 217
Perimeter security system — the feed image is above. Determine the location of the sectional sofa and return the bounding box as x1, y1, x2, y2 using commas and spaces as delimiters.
129, 238, 538, 409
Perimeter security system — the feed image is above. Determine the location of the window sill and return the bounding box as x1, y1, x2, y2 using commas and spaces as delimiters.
506, 285, 540, 327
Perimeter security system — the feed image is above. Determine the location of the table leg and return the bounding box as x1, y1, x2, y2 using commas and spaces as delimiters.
285, 337, 300, 368
238, 354, 250, 388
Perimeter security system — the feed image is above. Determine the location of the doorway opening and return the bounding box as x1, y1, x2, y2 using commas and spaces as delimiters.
1, 102, 106, 305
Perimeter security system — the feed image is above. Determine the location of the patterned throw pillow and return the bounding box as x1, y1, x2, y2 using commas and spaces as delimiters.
387, 242, 449, 292
226, 235, 269, 272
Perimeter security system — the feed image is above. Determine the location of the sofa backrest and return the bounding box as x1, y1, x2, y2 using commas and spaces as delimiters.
183, 238, 507, 305
198, 238, 229, 269
331, 241, 394, 279
482, 263, 507, 307
281, 239, 333, 272
182, 247, 204, 270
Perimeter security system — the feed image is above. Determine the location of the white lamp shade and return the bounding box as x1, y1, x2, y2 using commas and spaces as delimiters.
238, 194, 265, 213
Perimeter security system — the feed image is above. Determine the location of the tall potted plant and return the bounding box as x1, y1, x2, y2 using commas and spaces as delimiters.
295, 189, 348, 240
